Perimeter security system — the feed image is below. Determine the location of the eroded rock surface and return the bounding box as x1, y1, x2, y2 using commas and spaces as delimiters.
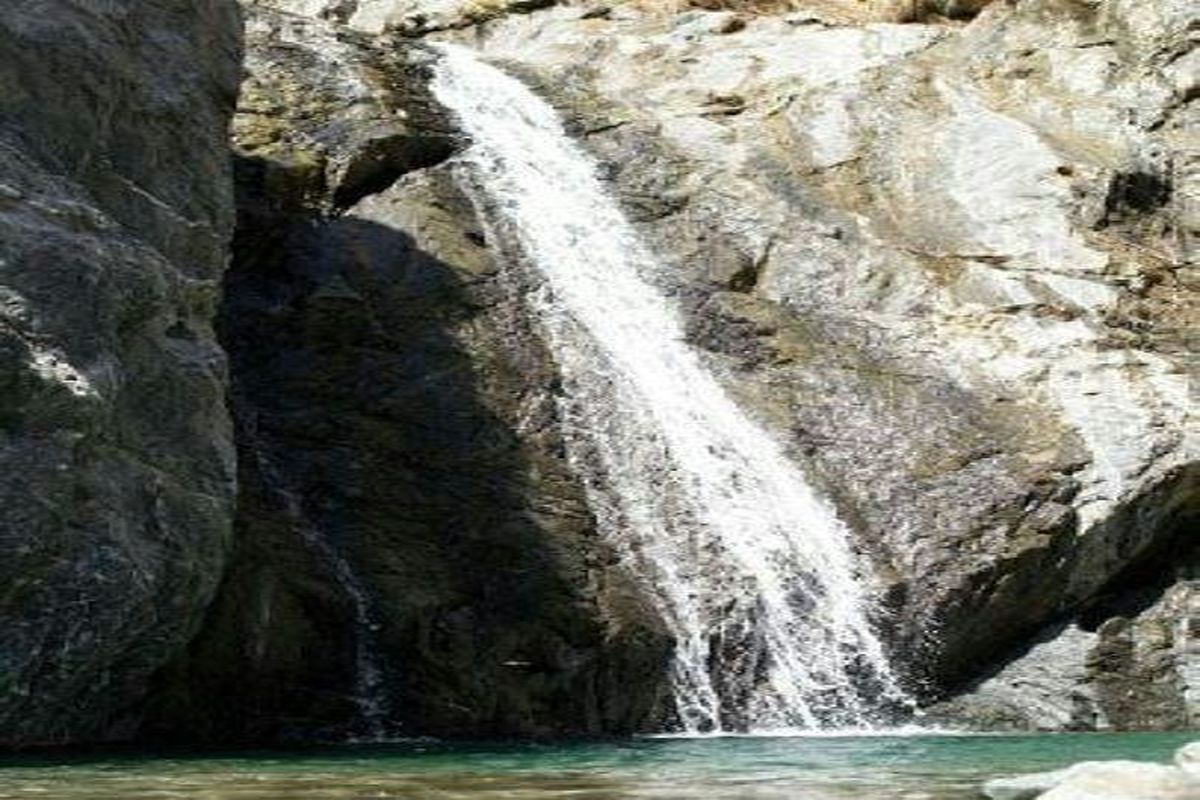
0, 1, 242, 745
6, 0, 1193, 745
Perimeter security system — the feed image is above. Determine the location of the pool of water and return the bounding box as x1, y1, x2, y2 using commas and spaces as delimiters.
0, 731, 1193, 799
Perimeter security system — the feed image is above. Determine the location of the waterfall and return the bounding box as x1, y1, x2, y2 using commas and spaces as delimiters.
431, 44, 911, 733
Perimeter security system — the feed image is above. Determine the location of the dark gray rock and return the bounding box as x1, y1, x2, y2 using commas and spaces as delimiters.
0, 0, 242, 745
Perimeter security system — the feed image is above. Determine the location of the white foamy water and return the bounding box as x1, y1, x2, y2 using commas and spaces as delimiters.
431, 44, 911, 733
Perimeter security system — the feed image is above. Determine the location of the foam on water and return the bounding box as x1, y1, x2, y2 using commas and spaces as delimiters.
431, 43, 912, 733
643, 724, 973, 740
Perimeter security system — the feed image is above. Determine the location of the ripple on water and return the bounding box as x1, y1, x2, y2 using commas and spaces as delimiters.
0, 732, 1193, 800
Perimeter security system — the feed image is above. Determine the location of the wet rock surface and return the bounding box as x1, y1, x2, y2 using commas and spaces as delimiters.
142, 5, 670, 742
0, 0, 242, 745
427, 0, 1198, 728
137, 0, 1200, 738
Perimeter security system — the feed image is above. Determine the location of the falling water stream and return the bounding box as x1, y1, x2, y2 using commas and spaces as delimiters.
431, 45, 912, 733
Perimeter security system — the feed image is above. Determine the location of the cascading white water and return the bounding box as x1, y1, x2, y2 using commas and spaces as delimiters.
431, 44, 911, 733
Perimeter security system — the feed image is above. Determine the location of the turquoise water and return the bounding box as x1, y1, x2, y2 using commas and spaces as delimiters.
0, 732, 1193, 799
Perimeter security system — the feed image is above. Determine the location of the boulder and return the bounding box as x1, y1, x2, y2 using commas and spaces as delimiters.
985, 744, 1200, 800
0, 0, 242, 746
1175, 742, 1200, 778
987, 760, 1199, 800
983, 767, 1069, 800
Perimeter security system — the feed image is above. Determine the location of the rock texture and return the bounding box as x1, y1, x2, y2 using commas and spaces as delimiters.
142, 5, 670, 742
152, 0, 1195, 738
0, 1, 242, 745
421, 0, 1198, 729
933, 550, 1198, 730
3, 0, 1194, 745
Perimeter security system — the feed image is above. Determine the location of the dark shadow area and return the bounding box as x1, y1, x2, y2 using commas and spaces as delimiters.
331, 135, 457, 211
1079, 518, 1199, 631
1102, 170, 1173, 222
139, 154, 671, 744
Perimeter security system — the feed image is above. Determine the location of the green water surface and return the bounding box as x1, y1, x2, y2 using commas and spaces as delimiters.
0, 731, 1193, 799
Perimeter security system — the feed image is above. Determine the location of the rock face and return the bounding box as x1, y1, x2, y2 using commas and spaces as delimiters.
142, 5, 670, 742
0, 1, 242, 744
156, 0, 1196, 738
2, 0, 1194, 745
424, 0, 1197, 729
933, 557, 1198, 730
170, 0, 1195, 736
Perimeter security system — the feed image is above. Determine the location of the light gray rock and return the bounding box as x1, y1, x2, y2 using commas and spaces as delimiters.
983, 767, 1070, 800
927, 624, 1105, 730
1176, 742, 1200, 778
445, 0, 1198, 726
1040, 761, 1198, 800
933, 572, 1199, 731
986, 760, 1200, 800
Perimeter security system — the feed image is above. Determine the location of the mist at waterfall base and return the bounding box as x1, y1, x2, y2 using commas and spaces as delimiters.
1, 733, 1192, 799
430, 43, 911, 736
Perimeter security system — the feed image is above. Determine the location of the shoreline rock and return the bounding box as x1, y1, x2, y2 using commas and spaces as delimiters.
983, 741, 1200, 800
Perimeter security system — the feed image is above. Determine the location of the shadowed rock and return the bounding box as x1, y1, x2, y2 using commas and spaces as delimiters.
0, 0, 242, 747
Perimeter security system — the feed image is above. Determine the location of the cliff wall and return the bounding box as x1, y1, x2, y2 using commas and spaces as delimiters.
0, 0, 243, 744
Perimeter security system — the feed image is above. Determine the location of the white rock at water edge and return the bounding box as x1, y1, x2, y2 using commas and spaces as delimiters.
1176, 742, 1200, 778
982, 767, 1069, 800
983, 742, 1200, 800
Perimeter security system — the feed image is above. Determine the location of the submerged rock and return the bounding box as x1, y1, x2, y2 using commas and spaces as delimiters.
1177, 742, 1200, 777
984, 767, 1070, 800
